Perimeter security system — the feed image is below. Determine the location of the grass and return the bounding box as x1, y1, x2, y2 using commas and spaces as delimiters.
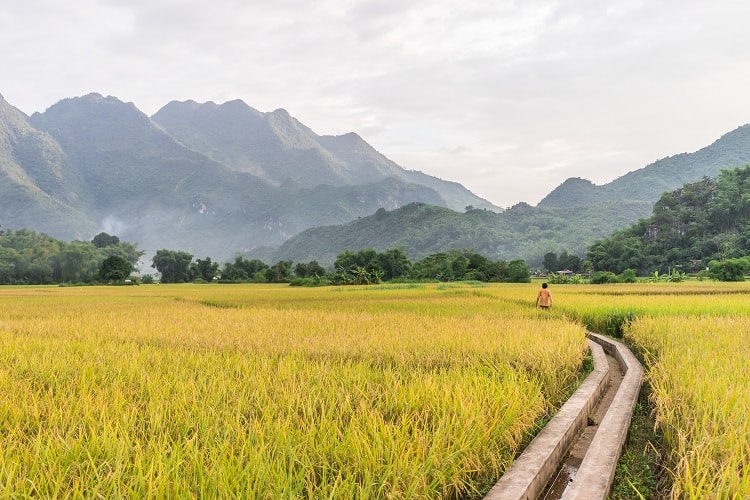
0, 283, 588, 497
626, 315, 750, 498
610, 384, 664, 499
2, 281, 748, 497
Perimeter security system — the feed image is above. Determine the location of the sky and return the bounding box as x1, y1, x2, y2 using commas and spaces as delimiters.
3, 0, 750, 208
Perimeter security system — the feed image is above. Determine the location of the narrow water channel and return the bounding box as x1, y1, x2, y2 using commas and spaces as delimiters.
541, 352, 625, 499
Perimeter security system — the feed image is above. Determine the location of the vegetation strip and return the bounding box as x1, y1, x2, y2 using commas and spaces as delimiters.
484, 339, 610, 499
7, 282, 744, 496
626, 314, 750, 496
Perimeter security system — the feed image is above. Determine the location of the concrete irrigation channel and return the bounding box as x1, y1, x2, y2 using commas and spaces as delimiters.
484, 332, 644, 500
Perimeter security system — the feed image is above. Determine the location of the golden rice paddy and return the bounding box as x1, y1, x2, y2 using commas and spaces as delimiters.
2, 281, 748, 497
0, 283, 586, 497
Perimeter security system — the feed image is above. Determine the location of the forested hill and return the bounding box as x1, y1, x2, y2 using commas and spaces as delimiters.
250, 200, 649, 266
587, 165, 750, 275
5, 91, 750, 266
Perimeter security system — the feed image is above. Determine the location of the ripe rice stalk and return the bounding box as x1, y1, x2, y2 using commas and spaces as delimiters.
626, 315, 750, 498
0, 283, 588, 497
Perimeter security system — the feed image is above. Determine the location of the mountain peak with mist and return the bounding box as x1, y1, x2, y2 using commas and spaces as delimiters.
1, 92, 496, 263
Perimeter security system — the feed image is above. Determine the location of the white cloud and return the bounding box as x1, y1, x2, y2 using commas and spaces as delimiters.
3, 0, 750, 207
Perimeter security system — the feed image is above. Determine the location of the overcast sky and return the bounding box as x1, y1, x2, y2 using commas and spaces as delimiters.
3, 1, 750, 208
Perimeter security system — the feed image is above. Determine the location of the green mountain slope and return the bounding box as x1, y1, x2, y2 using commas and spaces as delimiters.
0, 94, 97, 238
1, 93, 496, 262
256, 121, 750, 267
254, 200, 649, 266
3, 90, 750, 267
28, 94, 276, 259
587, 165, 750, 274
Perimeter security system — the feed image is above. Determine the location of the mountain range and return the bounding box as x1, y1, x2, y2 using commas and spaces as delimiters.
252, 123, 750, 266
2, 91, 750, 267
0, 92, 494, 264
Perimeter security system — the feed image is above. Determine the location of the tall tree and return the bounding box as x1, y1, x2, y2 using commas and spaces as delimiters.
294, 261, 326, 279
191, 257, 219, 282
92, 232, 120, 248
98, 255, 133, 281
152, 249, 194, 283
55, 241, 97, 282
267, 260, 293, 283
506, 259, 531, 283
373, 248, 411, 280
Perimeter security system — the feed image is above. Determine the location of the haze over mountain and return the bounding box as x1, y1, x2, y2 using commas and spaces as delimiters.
0, 92, 495, 263
3, 91, 750, 268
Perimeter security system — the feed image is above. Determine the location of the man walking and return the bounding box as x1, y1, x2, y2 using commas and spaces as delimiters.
536, 283, 552, 310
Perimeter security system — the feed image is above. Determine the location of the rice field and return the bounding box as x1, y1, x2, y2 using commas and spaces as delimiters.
551, 282, 750, 498
0, 283, 588, 498
628, 316, 750, 498
3, 281, 748, 497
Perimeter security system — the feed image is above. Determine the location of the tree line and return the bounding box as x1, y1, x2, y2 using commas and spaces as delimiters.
150, 247, 532, 285
0, 227, 531, 285
585, 166, 750, 281
0, 228, 143, 285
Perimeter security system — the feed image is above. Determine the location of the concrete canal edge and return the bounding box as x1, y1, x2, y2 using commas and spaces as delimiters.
565, 333, 644, 499
483, 333, 644, 500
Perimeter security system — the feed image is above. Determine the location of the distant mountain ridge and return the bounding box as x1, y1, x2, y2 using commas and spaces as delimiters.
152, 100, 398, 186
539, 124, 750, 208
151, 99, 485, 211
0, 92, 496, 262
251, 200, 652, 266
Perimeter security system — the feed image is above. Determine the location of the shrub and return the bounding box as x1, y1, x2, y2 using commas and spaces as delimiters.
707, 258, 749, 281
289, 277, 329, 287
591, 271, 619, 284
619, 269, 638, 283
